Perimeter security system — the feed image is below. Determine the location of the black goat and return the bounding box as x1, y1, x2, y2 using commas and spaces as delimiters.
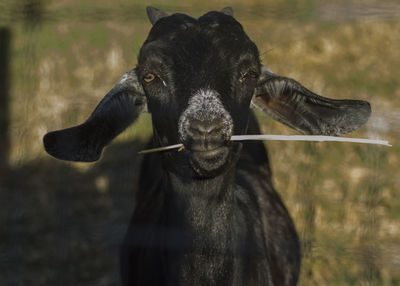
43, 7, 371, 286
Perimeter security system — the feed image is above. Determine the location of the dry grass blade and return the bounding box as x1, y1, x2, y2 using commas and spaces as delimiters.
230, 135, 392, 146
138, 143, 184, 155
138, 134, 391, 155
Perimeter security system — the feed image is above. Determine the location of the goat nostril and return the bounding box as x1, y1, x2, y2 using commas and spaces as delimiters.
212, 126, 223, 134
188, 125, 203, 136
188, 121, 223, 137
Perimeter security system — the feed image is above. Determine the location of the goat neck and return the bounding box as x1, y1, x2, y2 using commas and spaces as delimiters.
162, 148, 272, 285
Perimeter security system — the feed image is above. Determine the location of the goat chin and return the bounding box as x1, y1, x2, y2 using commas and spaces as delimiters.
188, 143, 241, 178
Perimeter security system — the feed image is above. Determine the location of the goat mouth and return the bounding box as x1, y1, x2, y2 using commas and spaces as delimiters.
190, 145, 228, 158
184, 139, 230, 156
186, 144, 231, 175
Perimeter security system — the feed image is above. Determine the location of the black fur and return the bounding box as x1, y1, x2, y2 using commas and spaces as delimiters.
43, 7, 371, 286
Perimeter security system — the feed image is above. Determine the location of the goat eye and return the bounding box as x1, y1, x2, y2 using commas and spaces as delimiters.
240, 70, 258, 83
143, 73, 156, 83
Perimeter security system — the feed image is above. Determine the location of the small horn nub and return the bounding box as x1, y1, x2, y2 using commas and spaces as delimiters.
146, 6, 168, 25
221, 7, 234, 17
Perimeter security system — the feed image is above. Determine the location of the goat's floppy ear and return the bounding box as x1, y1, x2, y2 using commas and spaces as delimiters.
252, 66, 371, 135
43, 68, 147, 162
146, 6, 168, 25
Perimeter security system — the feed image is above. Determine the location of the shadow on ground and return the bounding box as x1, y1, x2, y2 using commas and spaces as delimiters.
0, 139, 146, 286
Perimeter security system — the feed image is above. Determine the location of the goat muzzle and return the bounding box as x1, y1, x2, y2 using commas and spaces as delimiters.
185, 119, 229, 151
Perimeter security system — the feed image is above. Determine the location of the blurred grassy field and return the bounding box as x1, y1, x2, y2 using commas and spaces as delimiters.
0, 0, 399, 285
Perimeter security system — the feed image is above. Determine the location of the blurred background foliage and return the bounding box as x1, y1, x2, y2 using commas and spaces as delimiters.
0, 0, 399, 285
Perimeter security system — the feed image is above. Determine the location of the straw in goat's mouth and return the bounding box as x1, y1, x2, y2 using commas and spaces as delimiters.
138, 134, 391, 155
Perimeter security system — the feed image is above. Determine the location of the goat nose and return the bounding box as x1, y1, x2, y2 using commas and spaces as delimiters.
188, 120, 222, 137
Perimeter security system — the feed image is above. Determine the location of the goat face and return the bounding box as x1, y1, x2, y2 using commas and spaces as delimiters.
137, 10, 260, 177
43, 6, 371, 175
